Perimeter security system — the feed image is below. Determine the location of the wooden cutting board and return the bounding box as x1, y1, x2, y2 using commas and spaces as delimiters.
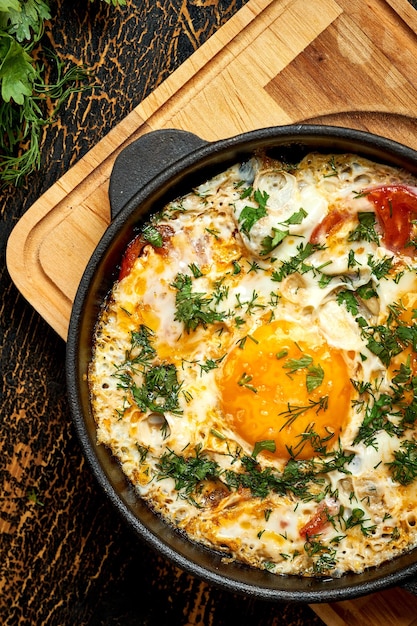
6, 0, 417, 622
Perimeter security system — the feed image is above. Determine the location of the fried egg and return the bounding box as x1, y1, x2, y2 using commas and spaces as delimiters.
89, 151, 417, 578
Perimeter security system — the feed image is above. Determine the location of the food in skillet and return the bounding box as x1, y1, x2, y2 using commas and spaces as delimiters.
89, 151, 417, 577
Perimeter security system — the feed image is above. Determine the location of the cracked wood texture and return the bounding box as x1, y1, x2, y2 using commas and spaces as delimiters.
0, 0, 322, 624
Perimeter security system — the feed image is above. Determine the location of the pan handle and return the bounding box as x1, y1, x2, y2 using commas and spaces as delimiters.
109, 129, 208, 220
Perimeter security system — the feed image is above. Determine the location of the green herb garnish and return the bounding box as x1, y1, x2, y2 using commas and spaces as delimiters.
252, 440, 276, 458
306, 364, 325, 393
348, 212, 380, 245
0, 0, 124, 185
279, 396, 329, 429
283, 354, 324, 392
260, 208, 307, 255
142, 224, 163, 247
283, 354, 314, 374
156, 445, 221, 503
271, 242, 325, 283
304, 538, 337, 573
387, 440, 417, 485
131, 363, 183, 415
238, 189, 269, 234
113, 325, 183, 416
171, 273, 225, 333
237, 372, 257, 393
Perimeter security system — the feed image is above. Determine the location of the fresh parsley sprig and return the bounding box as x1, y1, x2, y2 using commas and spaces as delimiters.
0, 0, 124, 185
282, 354, 325, 393
238, 189, 269, 234
260, 208, 307, 256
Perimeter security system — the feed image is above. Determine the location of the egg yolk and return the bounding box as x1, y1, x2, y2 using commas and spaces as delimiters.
219, 320, 352, 460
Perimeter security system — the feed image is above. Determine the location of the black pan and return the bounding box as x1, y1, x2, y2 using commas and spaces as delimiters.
66, 124, 417, 603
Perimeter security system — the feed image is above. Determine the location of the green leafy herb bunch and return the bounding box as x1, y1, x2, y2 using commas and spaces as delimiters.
0, 0, 125, 186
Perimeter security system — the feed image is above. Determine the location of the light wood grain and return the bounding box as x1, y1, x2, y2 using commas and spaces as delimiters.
6, 0, 417, 622
7, 0, 417, 340
312, 587, 417, 626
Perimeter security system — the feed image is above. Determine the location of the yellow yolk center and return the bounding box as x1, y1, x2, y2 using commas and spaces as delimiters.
220, 320, 352, 460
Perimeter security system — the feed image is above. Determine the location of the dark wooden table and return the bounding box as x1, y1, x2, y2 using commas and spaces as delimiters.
0, 1, 325, 624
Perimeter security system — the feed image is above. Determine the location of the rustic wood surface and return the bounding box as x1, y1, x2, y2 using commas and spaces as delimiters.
2, 1, 417, 625
0, 1, 323, 624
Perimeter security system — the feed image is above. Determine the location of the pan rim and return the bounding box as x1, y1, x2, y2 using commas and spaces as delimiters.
66, 123, 417, 603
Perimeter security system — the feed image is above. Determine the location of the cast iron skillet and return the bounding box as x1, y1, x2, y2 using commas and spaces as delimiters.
66, 124, 417, 603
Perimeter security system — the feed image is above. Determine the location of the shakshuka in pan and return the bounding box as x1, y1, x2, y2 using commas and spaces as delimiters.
89, 150, 417, 578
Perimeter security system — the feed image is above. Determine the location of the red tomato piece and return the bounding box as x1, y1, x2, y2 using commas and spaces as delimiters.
118, 235, 144, 280
367, 184, 417, 256
299, 504, 331, 538
310, 209, 350, 244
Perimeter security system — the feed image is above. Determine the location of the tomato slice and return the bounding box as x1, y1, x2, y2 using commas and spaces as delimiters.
310, 209, 350, 244
118, 235, 145, 280
366, 184, 417, 256
299, 503, 331, 538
